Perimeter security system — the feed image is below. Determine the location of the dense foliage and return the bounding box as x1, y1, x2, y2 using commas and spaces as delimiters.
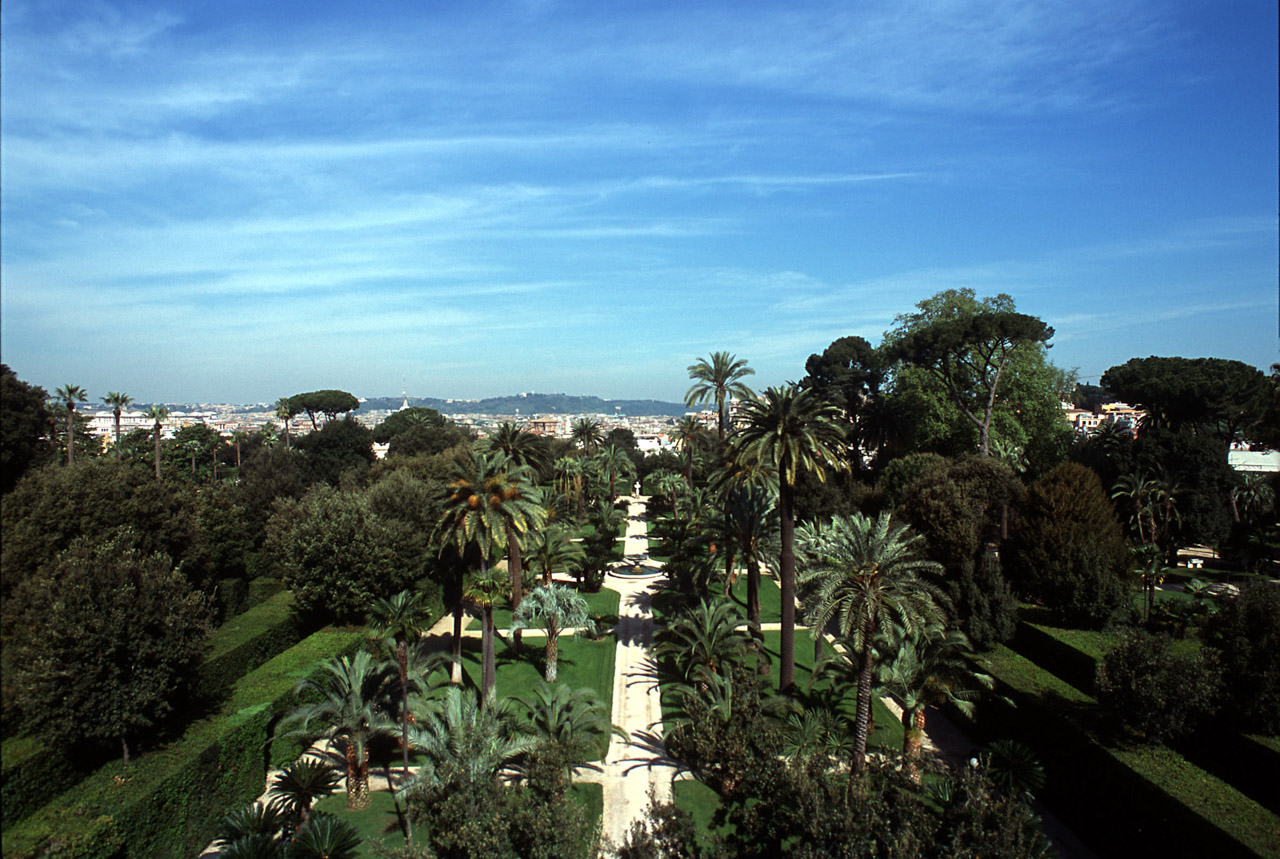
1202, 582, 1280, 733
1095, 631, 1221, 742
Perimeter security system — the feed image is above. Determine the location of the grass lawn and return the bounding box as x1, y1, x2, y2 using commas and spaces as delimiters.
468, 586, 621, 630
314, 781, 603, 856
674, 778, 731, 845
727, 572, 782, 624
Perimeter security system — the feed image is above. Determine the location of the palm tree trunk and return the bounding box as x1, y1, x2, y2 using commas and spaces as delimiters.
398, 639, 411, 776
747, 556, 767, 676
113, 410, 122, 455
154, 427, 162, 479
482, 606, 496, 700
852, 614, 876, 773
903, 707, 925, 785
66, 408, 75, 465
451, 603, 464, 683
779, 483, 797, 693
509, 532, 524, 652
546, 622, 559, 682
347, 743, 371, 810
121, 736, 131, 766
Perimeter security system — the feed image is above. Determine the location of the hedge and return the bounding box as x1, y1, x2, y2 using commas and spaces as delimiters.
4, 626, 365, 859
195, 589, 303, 703
1010, 619, 1107, 693
1, 590, 303, 828
965, 646, 1279, 858
245, 575, 284, 608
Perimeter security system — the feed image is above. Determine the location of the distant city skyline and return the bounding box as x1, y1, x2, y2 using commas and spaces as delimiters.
2, 1, 1276, 404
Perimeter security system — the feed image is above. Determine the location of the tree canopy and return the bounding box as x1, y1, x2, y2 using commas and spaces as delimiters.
1, 365, 51, 493
1101, 356, 1270, 441
287, 390, 361, 430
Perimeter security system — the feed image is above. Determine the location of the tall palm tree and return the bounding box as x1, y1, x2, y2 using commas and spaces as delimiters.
528, 524, 586, 586
54, 384, 88, 465
731, 385, 844, 692
512, 584, 590, 682
653, 469, 687, 519
101, 391, 133, 455
554, 456, 586, 518
671, 415, 709, 482
797, 511, 944, 771
570, 417, 604, 454
435, 451, 543, 673
718, 486, 779, 671
1111, 471, 1155, 544
368, 590, 436, 776
283, 650, 390, 810
144, 405, 168, 479
275, 397, 294, 449
466, 567, 508, 699
231, 429, 249, 471
685, 351, 756, 439
875, 623, 991, 783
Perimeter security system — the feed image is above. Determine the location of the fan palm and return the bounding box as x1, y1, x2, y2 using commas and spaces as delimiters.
527, 524, 586, 586
876, 623, 991, 782
685, 351, 756, 439
797, 511, 944, 771
282, 650, 390, 810
368, 589, 436, 775
144, 405, 168, 479
731, 384, 844, 692
54, 384, 88, 465
101, 391, 133, 454
512, 584, 590, 682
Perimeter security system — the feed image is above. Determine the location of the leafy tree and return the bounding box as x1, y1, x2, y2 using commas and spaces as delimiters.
801, 335, 886, 470
731, 385, 844, 692
1101, 356, 1270, 441
685, 351, 756, 439
8, 534, 211, 763
53, 383, 88, 465
372, 405, 449, 443
236, 444, 314, 547
264, 484, 418, 621
165, 423, 223, 483
0, 365, 51, 494
949, 551, 1018, 650
386, 420, 472, 459
198, 482, 254, 581
1202, 582, 1280, 733
896, 454, 1021, 572
1131, 426, 1237, 554
283, 650, 390, 810
101, 391, 134, 454
797, 511, 944, 771
1005, 463, 1132, 627
287, 389, 361, 430
513, 584, 590, 682
884, 291, 1057, 458
294, 415, 375, 485
1096, 630, 1221, 742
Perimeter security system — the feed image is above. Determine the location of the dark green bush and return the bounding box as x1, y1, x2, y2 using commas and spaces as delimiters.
1095, 631, 1221, 743
213, 576, 249, 622
1203, 581, 1280, 734
3, 627, 363, 859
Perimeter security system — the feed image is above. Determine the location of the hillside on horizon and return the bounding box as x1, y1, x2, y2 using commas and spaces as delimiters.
356, 392, 693, 417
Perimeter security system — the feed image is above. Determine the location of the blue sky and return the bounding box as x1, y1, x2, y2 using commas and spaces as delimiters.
2, 0, 1276, 404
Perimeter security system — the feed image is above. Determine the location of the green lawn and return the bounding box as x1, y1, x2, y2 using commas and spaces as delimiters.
674, 778, 730, 845
727, 573, 782, 624
314, 781, 603, 857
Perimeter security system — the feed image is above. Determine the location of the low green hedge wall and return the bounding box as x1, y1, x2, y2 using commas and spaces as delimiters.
1, 736, 82, 828
966, 646, 1278, 858
4, 626, 365, 859
196, 589, 303, 703
245, 575, 284, 608
1011, 619, 1106, 693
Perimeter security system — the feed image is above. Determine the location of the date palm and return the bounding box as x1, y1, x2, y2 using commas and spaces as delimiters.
671, 414, 710, 481
654, 598, 752, 683
144, 405, 168, 479
101, 391, 133, 454
718, 486, 779, 671
555, 456, 586, 518
516, 680, 625, 766
486, 421, 550, 474
283, 650, 390, 810
512, 584, 590, 682
571, 417, 604, 454
368, 589, 436, 776
797, 511, 944, 771
466, 567, 508, 699
528, 524, 586, 586
731, 384, 844, 692
54, 384, 88, 465
685, 351, 755, 439
594, 443, 635, 499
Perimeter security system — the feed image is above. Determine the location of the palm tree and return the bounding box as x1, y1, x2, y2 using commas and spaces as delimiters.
512, 584, 590, 682
516, 680, 624, 766
275, 397, 294, 449
797, 511, 944, 771
653, 598, 752, 683
213, 800, 287, 854
435, 451, 543, 674
101, 391, 133, 454
671, 414, 710, 481
144, 405, 168, 479
282, 650, 390, 810
1111, 471, 1155, 544
407, 685, 537, 800
288, 814, 364, 859
594, 444, 635, 499
232, 429, 250, 471
876, 623, 992, 783
731, 384, 844, 692
54, 384, 88, 464
527, 524, 587, 586
571, 417, 604, 454
486, 421, 550, 474
368, 590, 436, 776
269, 758, 341, 827
653, 469, 687, 519
718, 486, 779, 672
466, 567, 508, 699
554, 456, 586, 518
685, 351, 756, 439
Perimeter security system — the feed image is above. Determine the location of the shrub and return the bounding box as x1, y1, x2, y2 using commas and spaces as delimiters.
1202, 581, 1280, 733
1004, 463, 1131, 628
1095, 631, 1221, 743
950, 552, 1018, 649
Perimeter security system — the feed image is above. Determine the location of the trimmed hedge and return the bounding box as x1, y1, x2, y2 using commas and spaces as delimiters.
245, 575, 284, 609
4, 626, 365, 859
213, 576, 249, 622
196, 589, 303, 703
1011, 619, 1106, 693
965, 646, 1279, 858
1, 736, 82, 828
